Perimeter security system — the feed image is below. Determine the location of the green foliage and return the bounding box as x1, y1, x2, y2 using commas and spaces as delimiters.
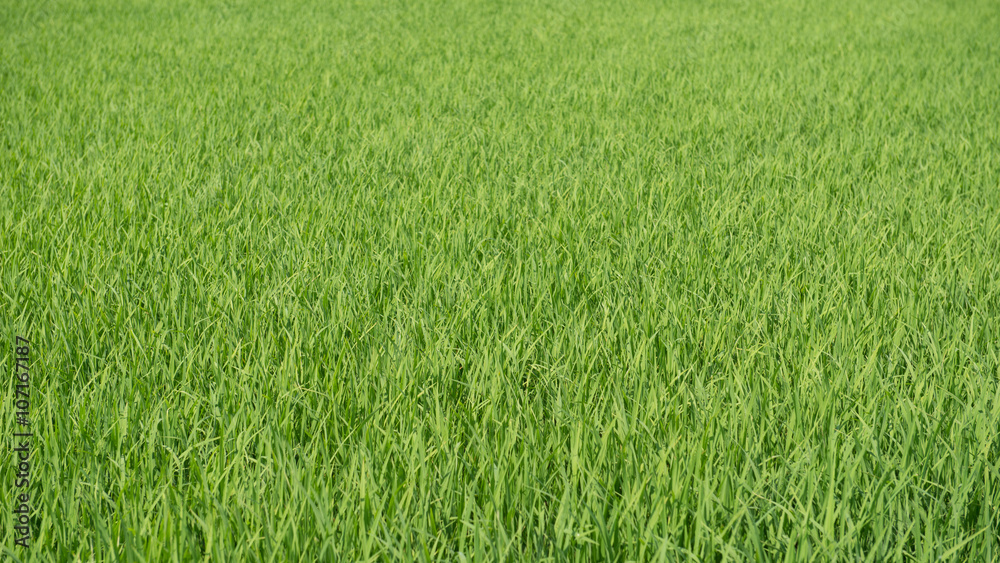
2, 0, 999, 560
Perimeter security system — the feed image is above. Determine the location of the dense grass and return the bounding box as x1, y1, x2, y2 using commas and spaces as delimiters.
2, 0, 1000, 560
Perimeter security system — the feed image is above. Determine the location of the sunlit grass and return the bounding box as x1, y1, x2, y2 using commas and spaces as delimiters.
1, 0, 999, 560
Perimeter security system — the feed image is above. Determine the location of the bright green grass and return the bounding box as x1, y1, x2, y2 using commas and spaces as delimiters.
2, 0, 999, 560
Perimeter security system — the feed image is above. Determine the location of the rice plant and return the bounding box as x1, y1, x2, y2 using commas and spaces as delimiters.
1, 0, 998, 560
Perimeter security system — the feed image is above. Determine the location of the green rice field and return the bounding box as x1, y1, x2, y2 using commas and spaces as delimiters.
2, 0, 999, 560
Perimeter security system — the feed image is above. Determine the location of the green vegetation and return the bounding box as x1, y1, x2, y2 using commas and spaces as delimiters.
2, 0, 999, 560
